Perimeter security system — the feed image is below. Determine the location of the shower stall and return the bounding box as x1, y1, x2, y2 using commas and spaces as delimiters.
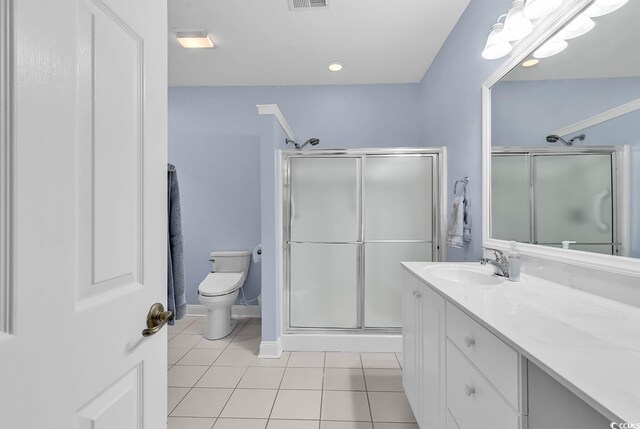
282, 148, 444, 335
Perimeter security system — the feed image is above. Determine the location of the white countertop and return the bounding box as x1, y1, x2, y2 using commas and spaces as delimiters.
401, 262, 640, 423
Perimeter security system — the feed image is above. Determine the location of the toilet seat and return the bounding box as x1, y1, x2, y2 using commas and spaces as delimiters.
198, 272, 243, 297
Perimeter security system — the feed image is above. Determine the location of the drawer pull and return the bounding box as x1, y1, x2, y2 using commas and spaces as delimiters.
415, 292, 422, 299
465, 384, 476, 397
464, 336, 476, 348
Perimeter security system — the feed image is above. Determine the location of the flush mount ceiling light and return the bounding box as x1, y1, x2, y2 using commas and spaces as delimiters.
521, 58, 540, 67
502, 0, 534, 42
482, 22, 513, 60
328, 62, 343, 72
585, 0, 629, 17
533, 36, 568, 58
558, 13, 595, 39
174, 29, 214, 49
523, 0, 562, 20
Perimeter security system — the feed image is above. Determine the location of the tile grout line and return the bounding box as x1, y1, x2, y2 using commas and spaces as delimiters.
361, 353, 375, 428
168, 317, 246, 418
203, 319, 252, 425
264, 350, 289, 428
318, 352, 327, 427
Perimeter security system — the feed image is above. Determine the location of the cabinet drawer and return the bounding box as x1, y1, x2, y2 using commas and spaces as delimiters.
446, 340, 520, 429
446, 302, 520, 409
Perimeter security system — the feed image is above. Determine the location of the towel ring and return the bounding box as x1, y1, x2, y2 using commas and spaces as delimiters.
454, 176, 469, 197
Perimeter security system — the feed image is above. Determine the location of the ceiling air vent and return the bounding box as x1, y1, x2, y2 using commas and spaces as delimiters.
288, 0, 329, 10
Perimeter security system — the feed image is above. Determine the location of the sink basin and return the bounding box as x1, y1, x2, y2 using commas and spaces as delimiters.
425, 264, 507, 286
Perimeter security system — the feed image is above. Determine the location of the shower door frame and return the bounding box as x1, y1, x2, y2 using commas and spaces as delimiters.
491, 145, 630, 256
281, 147, 446, 335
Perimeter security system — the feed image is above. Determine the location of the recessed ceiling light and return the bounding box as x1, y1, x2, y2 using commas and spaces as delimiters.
328, 62, 343, 72
522, 58, 540, 67
174, 29, 214, 49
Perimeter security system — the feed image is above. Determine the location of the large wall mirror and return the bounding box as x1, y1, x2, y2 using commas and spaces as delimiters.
485, 0, 640, 268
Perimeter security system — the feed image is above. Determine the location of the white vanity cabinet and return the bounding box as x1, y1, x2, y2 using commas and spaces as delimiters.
402, 270, 446, 429
402, 269, 527, 429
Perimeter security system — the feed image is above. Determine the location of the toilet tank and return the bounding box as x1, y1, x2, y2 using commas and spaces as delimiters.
210, 251, 251, 280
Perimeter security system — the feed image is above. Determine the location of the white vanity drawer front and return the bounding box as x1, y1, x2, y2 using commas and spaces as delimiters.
446, 340, 520, 429
446, 302, 520, 408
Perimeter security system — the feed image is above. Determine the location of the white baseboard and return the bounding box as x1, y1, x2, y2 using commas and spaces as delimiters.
259, 337, 283, 359
232, 304, 261, 319
187, 304, 261, 319
281, 333, 402, 353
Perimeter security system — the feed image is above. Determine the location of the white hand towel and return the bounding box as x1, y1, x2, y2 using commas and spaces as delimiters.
447, 195, 465, 248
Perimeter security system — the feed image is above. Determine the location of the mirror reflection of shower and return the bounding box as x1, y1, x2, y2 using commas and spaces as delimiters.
546, 133, 586, 146
286, 137, 320, 150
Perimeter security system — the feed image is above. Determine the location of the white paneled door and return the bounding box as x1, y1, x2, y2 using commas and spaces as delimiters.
0, 0, 167, 428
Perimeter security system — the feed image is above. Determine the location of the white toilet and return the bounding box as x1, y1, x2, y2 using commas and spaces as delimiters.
198, 250, 251, 340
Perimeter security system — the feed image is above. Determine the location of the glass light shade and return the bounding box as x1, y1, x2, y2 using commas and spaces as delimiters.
502, 1, 534, 42
558, 14, 595, 39
482, 23, 513, 60
533, 36, 568, 58
585, 0, 629, 17
523, 0, 563, 19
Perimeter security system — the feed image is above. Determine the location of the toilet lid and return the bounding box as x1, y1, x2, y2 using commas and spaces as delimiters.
198, 272, 243, 296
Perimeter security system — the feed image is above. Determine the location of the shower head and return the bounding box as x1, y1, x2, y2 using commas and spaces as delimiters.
545, 134, 586, 146
285, 137, 320, 150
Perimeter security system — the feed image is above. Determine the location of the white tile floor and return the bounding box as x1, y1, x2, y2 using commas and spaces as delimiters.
168, 316, 416, 429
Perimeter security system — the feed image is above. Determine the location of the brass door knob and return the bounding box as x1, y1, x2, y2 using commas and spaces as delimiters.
142, 303, 174, 337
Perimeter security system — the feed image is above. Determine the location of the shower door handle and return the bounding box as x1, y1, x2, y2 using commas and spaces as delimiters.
142, 303, 174, 337
593, 188, 610, 233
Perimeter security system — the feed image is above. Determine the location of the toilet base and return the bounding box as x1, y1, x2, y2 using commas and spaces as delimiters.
204, 305, 237, 340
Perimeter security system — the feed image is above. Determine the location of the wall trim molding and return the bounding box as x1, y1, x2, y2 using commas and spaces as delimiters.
0, 0, 14, 335
187, 304, 261, 319
256, 104, 295, 140
550, 98, 640, 138
258, 338, 283, 359
281, 333, 402, 353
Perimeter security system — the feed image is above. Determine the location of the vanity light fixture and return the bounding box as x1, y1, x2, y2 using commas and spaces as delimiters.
174, 29, 214, 49
521, 58, 540, 67
557, 13, 595, 39
482, 20, 513, 59
482, 0, 630, 62
502, 0, 534, 42
585, 0, 629, 17
523, 0, 562, 20
533, 36, 568, 58
481, 15, 513, 60
328, 62, 343, 72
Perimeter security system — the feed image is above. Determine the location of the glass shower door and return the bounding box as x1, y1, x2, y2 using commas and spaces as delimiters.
491, 154, 531, 242
363, 156, 435, 328
288, 157, 361, 328
533, 154, 614, 253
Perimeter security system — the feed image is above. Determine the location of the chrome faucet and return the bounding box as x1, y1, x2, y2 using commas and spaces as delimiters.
480, 247, 510, 278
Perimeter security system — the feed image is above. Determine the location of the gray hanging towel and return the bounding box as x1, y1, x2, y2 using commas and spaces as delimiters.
463, 196, 472, 243
168, 163, 186, 324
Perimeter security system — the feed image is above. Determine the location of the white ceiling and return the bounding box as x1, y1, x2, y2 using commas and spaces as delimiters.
506, 0, 640, 81
168, 0, 470, 86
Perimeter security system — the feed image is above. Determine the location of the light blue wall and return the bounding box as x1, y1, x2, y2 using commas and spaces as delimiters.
492, 77, 640, 147
168, 134, 262, 306
170, 84, 422, 149
258, 118, 288, 341
418, 0, 510, 262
